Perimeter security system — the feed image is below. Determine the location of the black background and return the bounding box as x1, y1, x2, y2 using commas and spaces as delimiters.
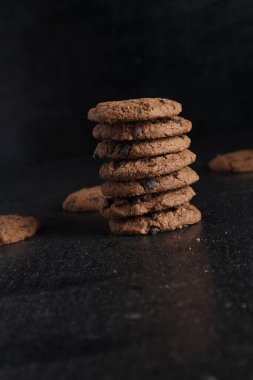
0, 0, 252, 164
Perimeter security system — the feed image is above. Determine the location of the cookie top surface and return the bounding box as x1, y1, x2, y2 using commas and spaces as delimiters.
109, 204, 202, 235
101, 186, 195, 218
99, 149, 196, 181
88, 98, 182, 123
209, 150, 253, 173
93, 116, 191, 141
63, 186, 104, 212
101, 167, 199, 198
94, 135, 191, 160
0, 215, 40, 245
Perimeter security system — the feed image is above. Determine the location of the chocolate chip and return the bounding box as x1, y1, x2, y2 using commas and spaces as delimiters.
147, 212, 156, 219
114, 196, 138, 206
141, 179, 157, 191
140, 194, 152, 202
149, 227, 160, 235
159, 99, 166, 104
171, 118, 180, 124
113, 161, 122, 169
141, 157, 156, 167
120, 144, 131, 158
107, 141, 118, 155
114, 198, 128, 206
103, 198, 113, 209
172, 172, 179, 179
133, 126, 143, 138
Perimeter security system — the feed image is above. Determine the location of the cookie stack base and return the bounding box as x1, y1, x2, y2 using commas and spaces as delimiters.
109, 204, 201, 235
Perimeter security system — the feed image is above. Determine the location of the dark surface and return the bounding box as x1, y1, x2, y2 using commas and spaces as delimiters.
0, 149, 253, 380
0, 0, 253, 163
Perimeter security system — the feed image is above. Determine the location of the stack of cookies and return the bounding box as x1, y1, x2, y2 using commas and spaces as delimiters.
88, 98, 201, 235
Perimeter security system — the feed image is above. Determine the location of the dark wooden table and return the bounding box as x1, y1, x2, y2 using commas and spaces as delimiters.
0, 149, 253, 380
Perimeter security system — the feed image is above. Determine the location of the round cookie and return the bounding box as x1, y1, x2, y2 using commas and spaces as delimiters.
99, 149, 196, 181
101, 167, 199, 198
94, 135, 191, 160
101, 186, 195, 218
209, 150, 253, 173
63, 186, 104, 212
109, 204, 202, 235
88, 98, 182, 123
0, 215, 40, 245
93, 116, 191, 141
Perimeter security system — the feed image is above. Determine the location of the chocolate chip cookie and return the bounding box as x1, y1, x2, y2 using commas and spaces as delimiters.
109, 204, 202, 235
101, 167, 199, 198
209, 150, 253, 173
99, 149, 196, 181
63, 186, 104, 212
101, 186, 195, 218
0, 215, 40, 245
93, 116, 192, 141
88, 98, 182, 123
94, 135, 191, 160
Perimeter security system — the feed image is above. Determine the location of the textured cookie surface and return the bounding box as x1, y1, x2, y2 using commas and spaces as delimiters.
109, 204, 201, 235
94, 135, 190, 160
101, 186, 195, 218
101, 167, 199, 198
88, 98, 182, 123
209, 150, 253, 173
100, 149, 196, 181
93, 116, 191, 141
63, 186, 104, 212
0, 215, 40, 245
